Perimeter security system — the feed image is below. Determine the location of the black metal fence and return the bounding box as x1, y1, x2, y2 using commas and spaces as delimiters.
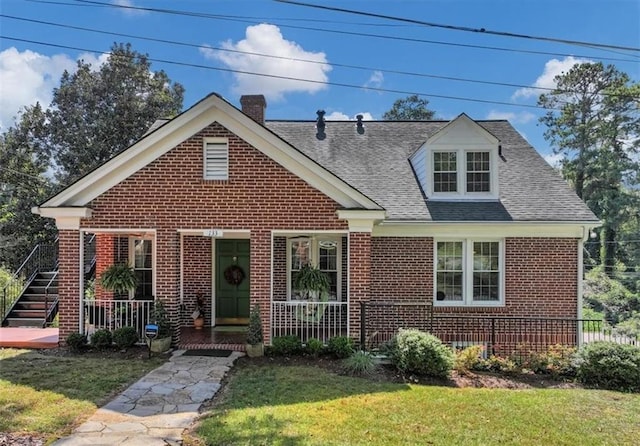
360, 301, 638, 357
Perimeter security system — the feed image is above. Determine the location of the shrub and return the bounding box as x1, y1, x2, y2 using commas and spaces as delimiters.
113, 326, 139, 349
486, 355, 520, 374
306, 338, 324, 357
271, 335, 302, 356
66, 332, 87, 352
90, 329, 113, 349
343, 350, 376, 376
390, 329, 454, 378
453, 345, 485, 375
576, 342, 640, 392
541, 344, 577, 377
246, 304, 263, 345
327, 336, 354, 359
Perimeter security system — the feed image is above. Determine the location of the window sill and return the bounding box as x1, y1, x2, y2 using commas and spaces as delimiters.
433, 301, 505, 308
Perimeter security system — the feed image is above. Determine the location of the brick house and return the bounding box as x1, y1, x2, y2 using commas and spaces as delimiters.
32, 93, 599, 350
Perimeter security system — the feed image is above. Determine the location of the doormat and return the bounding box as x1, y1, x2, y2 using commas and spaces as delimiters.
213, 326, 248, 333
182, 349, 233, 357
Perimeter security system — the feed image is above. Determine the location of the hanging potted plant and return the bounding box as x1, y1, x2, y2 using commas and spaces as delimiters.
245, 304, 264, 357
293, 264, 330, 301
99, 263, 138, 295
191, 293, 205, 329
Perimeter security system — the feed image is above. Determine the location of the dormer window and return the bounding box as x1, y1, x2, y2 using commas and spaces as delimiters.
430, 149, 494, 198
466, 151, 490, 192
433, 152, 457, 192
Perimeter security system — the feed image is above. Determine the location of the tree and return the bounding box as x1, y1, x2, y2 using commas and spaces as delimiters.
0, 104, 57, 270
48, 42, 184, 185
383, 94, 435, 120
0, 42, 185, 271
538, 63, 639, 275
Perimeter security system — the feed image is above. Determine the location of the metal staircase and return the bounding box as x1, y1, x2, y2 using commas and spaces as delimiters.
1, 234, 96, 328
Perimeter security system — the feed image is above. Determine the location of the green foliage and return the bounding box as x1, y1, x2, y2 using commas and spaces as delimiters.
327, 336, 354, 359
99, 263, 138, 294
453, 345, 485, 375
342, 350, 376, 376
576, 342, 640, 392
390, 329, 454, 378
151, 300, 172, 338
65, 332, 87, 352
305, 338, 324, 357
293, 264, 330, 300
485, 355, 520, 374
614, 315, 640, 340
113, 326, 139, 349
382, 94, 435, 121
90, 329, 112, 350
584, 268, 640, 325
246, 304, 263, 345
270, 335, 303, 356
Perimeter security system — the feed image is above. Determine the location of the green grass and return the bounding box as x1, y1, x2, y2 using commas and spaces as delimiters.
0, 348, 165, 442
197, 363, 640, 446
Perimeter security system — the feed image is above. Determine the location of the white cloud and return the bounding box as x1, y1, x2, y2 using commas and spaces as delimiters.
325, 111, 375, 121
486, 110, 536, 124
112, 0, 147, 16
543, 153, 563, 168
363, 70, 384, 89
0, 47, 110, 130
200, 24, 332, 101
512, 56, 593, 100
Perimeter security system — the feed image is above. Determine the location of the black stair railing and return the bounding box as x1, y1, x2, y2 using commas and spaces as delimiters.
1, 238, 58, 324
43, 271, 59, 327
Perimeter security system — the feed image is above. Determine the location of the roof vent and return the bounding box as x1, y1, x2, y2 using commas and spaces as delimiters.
356, 114, 365, 134
316, 110, 326, 140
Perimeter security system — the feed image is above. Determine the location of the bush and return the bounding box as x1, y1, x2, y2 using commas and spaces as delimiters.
327, 336, 354, 359
306, 338, 324, 357
486, 355, 520, 374
66, 332, 87, 352
113, 326, 139, 349
390, 329, 454, 378
453, 345, 485, 375
576, 342, 640, 392
90, 329, 113, 349
271, 335, 302, 356
343, 350, 376, 376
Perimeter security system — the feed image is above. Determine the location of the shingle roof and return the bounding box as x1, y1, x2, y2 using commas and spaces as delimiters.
265, 120, 599, 222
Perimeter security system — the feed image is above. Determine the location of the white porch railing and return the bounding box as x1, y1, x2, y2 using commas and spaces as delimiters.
271, 301, 348, 343
83, 299, 154, 343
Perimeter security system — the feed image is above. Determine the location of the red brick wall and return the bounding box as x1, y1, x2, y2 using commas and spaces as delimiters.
182, 235, 212, 325
58, 230, 81, 344
70, 121, 346, 343
348, 232, 372, 338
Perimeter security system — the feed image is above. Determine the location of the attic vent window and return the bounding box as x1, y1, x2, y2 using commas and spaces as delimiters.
203, 139, 228, 180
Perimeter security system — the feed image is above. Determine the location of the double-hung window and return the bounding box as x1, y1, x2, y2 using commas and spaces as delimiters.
288, 237, 340, 301
130, 238, 153, 299
430, 150, 494, 197
435, 239, 503, 306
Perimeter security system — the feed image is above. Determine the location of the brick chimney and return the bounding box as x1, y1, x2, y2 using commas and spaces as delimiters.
240, 95, 267, 124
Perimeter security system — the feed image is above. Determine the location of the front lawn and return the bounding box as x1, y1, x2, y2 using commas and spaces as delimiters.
0, 348, 165, 442
196, 362, 640, 446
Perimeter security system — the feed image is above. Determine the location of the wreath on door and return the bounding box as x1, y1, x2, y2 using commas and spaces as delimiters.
224, 264, 245, 286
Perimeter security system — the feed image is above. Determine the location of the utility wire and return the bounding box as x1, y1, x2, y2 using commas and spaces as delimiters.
276, 0, 640, 54
24, 0, 638, 64
1, 35, 569, 111
5, 14, 634, 98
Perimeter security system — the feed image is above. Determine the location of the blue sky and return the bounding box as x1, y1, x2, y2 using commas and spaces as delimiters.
1, 0, 638, 163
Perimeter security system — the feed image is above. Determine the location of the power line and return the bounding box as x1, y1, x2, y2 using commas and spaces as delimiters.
4, 14, 631, 98
276, 0, 640, 54
1, 35, 568, 111
23, 0, 638, 64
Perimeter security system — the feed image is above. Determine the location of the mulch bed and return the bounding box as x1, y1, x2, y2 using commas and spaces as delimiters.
0, 433, 44, 446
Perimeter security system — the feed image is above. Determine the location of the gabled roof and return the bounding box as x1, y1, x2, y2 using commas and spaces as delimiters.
39, 94, 381, 211
266, 120, 599, 223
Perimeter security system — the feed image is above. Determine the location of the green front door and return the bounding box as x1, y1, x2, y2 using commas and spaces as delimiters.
215, 239, 250, 325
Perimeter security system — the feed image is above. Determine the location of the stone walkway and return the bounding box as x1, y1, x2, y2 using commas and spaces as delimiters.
53, 350, 243, 446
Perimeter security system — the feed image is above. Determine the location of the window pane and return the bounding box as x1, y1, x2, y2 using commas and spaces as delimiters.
466, 152, 490, 192
436, 272, 463, 301
319, 240, 337, 270
290, 239, 311, 270
436, 241, 464, 301
434, 152, 457, 193
473, 242, 499, 301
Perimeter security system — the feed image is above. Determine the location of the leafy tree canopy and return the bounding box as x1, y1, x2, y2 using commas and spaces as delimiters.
382, 94, 435, 121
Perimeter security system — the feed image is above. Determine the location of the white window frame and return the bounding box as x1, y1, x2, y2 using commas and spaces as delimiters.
433, 238, 505, 307
428, 148, 498, 200
128, 237, 154, 299
286, 236, 342, 301
203, 137, 229, 180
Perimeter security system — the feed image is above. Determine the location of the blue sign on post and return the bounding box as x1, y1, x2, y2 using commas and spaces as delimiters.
145, 324, 159, 358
